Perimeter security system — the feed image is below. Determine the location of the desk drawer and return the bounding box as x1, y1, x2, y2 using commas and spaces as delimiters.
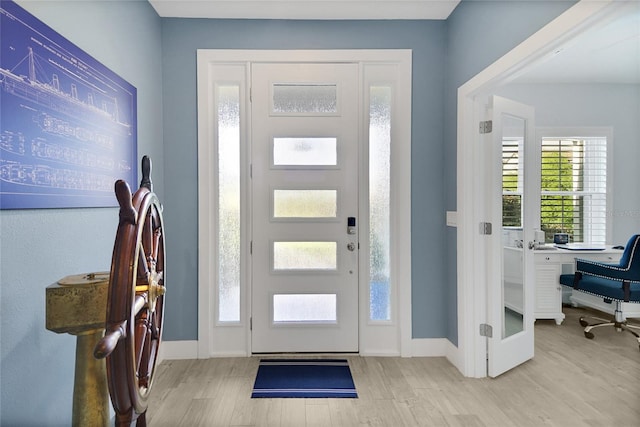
575, 253, 620, 263
535, 252, 621, 265
536, 253, 566, 264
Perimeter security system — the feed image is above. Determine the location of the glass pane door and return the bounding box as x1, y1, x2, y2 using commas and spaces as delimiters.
251, 63, 359, 353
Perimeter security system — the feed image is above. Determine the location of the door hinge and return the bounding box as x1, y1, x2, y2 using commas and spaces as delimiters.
480, 323, 493, 338
250, 163, 252, 179
250, 240, 253, 255
250, 317, 252, 331
479, 222, 492, 235
479, 120, 492, 134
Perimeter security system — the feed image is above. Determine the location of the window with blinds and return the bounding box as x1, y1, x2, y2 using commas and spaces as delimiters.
540, 137, 607, 244
502, 138, 522, 228
501, 135, 608, 244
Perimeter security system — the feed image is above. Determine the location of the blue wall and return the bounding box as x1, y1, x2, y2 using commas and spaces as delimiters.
159, 1, 577, 343
442, 0, 577, 344
0, 1, 163, 425
0, 0, 586, 424
160, 18, 449, 340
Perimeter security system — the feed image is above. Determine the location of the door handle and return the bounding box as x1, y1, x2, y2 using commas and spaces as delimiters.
347, 242, 356, 252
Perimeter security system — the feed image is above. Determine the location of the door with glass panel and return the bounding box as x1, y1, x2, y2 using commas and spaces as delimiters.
488, 96, 536, 377
250, 63, 359, 352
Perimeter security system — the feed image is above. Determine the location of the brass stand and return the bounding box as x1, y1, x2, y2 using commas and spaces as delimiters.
46, 273, 111, 427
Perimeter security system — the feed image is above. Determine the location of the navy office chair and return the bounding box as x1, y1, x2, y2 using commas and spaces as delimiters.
559, 235, 640, 349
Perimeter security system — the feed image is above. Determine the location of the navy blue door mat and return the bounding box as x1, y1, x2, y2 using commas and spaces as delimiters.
251, 359, 358, 398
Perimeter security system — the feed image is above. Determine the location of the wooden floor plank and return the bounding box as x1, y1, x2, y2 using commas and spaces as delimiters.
146, 307, 640, 426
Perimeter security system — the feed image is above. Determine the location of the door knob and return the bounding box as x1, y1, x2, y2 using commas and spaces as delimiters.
347, 242, 356, 251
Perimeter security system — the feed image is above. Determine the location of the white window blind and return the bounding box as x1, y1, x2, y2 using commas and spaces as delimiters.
540, 137, 607, 244
502, 138, 523, 228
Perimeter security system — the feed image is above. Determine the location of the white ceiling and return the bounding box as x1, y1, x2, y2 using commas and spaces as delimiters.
149, 0, 639, 84
148, 0, 461, 20
514, 1, 640, 84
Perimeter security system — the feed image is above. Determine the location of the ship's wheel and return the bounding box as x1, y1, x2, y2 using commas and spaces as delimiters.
95, 156, 165, 427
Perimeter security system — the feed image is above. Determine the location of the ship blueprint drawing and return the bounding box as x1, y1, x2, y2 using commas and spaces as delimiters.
0, 0, 137, 209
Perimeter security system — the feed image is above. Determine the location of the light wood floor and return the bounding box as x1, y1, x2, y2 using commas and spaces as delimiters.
147, 307, 640, 426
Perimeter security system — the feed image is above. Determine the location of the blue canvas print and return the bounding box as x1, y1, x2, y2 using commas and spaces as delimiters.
0, 0, 137, 209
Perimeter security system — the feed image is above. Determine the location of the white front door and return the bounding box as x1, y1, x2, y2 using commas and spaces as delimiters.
251, 62, 359, 353
487, 95, 537, 377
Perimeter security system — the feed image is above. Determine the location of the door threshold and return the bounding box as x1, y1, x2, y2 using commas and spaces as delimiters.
251, 352, 360, 358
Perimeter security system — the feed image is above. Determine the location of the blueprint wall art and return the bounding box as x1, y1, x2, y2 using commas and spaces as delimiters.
0, 0, 137, 209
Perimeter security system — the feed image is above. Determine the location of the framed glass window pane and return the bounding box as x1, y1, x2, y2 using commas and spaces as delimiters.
273, 189, 337, 218
502, 137, 523, 228
273, 294, 337, 323
369, 86, 391, 321
273, 137, 337, 166
217, 84, 241, 322
272, 83, 337, 114
273, 241, 337, 271
540, 137, 607, 244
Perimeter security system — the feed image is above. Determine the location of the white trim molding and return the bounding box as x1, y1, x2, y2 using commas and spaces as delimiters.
158, 340, 199, 362
149, 0, 460, 20
161, 338, 459, 361
197, 49, 412, 359
455, 0, 616, 378
411, 338, 450, 357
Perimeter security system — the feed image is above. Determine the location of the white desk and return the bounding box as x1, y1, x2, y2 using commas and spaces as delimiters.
532, 246, 640, 324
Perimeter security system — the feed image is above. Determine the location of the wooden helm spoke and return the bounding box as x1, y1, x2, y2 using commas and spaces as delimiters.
137, 246, 150, 283
151, 227, 161, 267
155, 233, 164, 278
134, 309, 149, 378
142, 211, 154, 263
150, 308, 160, 340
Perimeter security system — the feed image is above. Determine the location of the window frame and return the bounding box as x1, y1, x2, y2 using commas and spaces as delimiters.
535, 127, 613, 244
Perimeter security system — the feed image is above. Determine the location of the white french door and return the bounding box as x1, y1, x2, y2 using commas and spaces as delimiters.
487, 95, 536, 377
250, 62, 360, 353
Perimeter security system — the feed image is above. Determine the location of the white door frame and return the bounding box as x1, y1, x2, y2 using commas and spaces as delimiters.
455, 0, 617, 377
196, 49, 412, 358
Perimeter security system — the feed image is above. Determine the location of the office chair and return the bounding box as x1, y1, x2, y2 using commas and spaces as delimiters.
559, 234, 640, 350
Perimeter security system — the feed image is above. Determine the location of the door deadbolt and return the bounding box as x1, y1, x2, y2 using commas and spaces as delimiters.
347, 217, 356, 235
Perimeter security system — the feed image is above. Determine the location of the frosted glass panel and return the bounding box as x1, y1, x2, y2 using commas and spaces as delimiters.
273, 189, 337, 218
272, 84, 337, 114
273, 241, 337, 270
273, 294, 337, 322
369, 86, 391, 321
217, 85, 241, 322
273, 137, 337, 166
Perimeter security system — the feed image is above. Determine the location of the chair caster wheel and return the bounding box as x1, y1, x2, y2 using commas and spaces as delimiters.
584, 331, 594, 339
579, 318, 589, 327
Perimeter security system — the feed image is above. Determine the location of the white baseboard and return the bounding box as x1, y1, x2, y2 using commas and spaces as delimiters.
210, 350, 250, 358
159, 338, 461, 366
412, 338, 462, 373
158, 340, 198, 362
444, 340, 463, 373
411, 338, 448, 357
359, 350, 401, 357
